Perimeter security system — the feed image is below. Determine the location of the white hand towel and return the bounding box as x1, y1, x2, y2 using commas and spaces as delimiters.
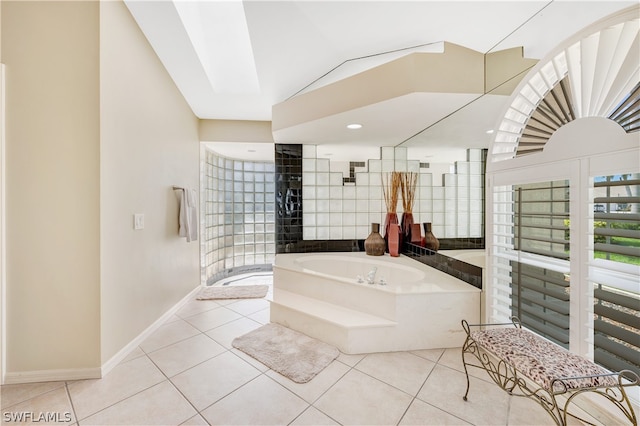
186, 188, 198, 242
178, 187, 198, 242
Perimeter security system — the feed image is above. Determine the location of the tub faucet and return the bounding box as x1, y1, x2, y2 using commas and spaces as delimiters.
367, 267, 377, 284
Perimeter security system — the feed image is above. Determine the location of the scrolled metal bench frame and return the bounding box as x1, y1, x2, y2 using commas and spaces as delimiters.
461, 317, 639, 426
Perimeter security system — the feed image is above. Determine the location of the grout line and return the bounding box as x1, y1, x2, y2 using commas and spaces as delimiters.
69, 356, 167, 424
64, 383, 80, 425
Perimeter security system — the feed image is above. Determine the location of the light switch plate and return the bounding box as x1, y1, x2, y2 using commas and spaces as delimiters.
134, 213, 144, 230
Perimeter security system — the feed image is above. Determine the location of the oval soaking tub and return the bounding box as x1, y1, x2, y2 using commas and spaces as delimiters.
271, 252, 481, 354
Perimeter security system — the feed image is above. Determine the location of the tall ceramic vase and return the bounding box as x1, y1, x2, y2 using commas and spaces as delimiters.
410, 223, 422, 245
383, 212, 400, 251
364, 223, 386, 256
422, 222, 440, 252
388, 223, 401, 257
400, 212, 414, 242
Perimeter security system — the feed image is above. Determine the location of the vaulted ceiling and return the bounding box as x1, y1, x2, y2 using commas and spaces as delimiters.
125, 1, 636, 162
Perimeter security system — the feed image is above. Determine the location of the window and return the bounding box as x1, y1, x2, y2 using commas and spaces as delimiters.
495, 181, 571, 347
590, 173, 640, 376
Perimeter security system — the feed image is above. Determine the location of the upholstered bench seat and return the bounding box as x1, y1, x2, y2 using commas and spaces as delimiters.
462, 318, 639, 426
470, 328, 617, 392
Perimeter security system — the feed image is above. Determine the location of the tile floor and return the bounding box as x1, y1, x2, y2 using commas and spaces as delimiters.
0, 274, 621, 425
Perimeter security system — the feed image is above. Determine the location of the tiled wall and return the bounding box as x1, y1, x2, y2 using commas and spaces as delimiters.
200, 144, 484, 288
302, 145, 485, 241
202, 149, 276, 285
275, 144, 303, 253
404, 244, 483, 289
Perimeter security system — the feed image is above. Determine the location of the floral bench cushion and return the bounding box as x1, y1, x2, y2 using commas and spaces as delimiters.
470, 328, 617, 392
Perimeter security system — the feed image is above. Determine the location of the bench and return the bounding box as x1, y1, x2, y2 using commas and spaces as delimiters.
461, 317, 639, 425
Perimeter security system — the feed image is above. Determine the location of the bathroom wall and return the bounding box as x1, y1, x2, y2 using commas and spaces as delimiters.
99, 0, 200, 365
202, 148, 276, 284
2, 0, 102, 375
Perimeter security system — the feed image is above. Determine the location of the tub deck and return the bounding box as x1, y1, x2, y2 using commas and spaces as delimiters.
271, 252, 481, 354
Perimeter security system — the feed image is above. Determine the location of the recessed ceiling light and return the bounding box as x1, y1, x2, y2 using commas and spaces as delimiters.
486, 129, 495, 134
347, 123, 362, 130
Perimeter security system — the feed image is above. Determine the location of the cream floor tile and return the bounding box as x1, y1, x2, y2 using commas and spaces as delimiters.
225, 298, 270, 316
180, 414, 209, 425
175, 299, 220, 319
313, 369, 413, 425
209, 298, 237, 307
266, 358, 351, 403
410, 348, 445, 363
436, 347, 467, 373
228, 348, 271, 373
508, 394, 557, 425
184, 306, 243, 332
247, 307, 270, 324
0, 381, 66, 410
200, 375, 308, 425
439, 346, 493, 382
67, 355, 165, 421
80, 381, 196, 426
290, 406, 340, 425
147, 333, 226, 377
399, 398, 472, 425
139, 319, 201, 353
119, 346, 146, 364
355, 351, 435, 395
335, 351, 365, 367
1, 386, 75, 425
205, 317, 262, 348
417, 364, 510, 426
164, 314, 185, 324
170, 351, 261, 411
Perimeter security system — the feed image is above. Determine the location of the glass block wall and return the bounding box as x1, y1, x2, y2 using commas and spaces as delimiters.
302, 145, 485, 241
201, 149, 276, 285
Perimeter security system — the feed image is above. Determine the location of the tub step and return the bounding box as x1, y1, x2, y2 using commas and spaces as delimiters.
272, 289, 396, 328
270, 289, 397, 353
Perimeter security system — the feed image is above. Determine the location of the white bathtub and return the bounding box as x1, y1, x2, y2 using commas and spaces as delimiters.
271, 252, 481, 353
277, 252, 477, 295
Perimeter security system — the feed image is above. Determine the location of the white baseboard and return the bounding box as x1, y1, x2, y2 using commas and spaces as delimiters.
100, 285, 202, 377
3, 367, 102, 385
3, 285, 202, 385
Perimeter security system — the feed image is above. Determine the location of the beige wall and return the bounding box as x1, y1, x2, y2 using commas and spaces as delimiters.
99, 1, 200, 364
2, 1, 101, 372
0, 0, 200, 377
199, 120, 273, 143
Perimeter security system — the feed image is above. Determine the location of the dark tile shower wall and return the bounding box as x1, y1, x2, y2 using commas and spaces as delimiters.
275, 144, 303, 252
274, 143, 484, 289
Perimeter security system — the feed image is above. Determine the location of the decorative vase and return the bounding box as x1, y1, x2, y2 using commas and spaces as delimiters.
364, 223, 386, 256
422, 222, 440, 252
410, 223, 422, 245
400, 212, 414, 242
383, 212, 400, 251
388, 223, 401, 257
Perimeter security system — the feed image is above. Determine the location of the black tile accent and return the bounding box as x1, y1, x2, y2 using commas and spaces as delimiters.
403, 243, 483, 289
438, 238, 485, 250
343, 161, 366, 184
275, 144, 303, 253
280, 239, 362, 253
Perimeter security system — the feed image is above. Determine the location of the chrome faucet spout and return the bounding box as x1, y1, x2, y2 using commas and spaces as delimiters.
367, 267, 377, 284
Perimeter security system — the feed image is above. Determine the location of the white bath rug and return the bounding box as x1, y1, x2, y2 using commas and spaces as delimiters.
196, 285, 269, 300
232, 323, 340, 383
